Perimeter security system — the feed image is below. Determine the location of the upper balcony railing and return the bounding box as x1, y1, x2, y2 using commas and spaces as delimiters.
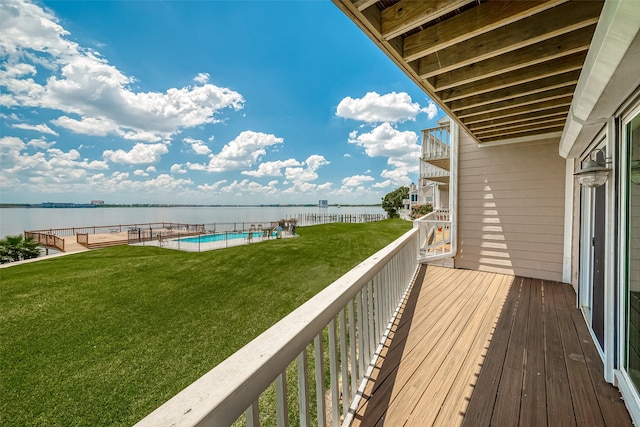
421, 125, 450, 162
135, 228, 420, 427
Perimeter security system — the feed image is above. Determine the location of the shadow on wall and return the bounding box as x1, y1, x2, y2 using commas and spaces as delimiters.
455, 138, 565, 281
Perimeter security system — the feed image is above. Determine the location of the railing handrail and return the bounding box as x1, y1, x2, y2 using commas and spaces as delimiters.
135, 227, 419, 427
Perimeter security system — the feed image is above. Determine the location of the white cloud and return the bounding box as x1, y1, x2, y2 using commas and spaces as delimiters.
184, 137, 211, 155
171, 164, 187, 174
348, 122, 419, 159
380, 168, 413, 186
146, 165, 156, 173
348, 122, 420, 185
26, 137, 55, 149
217, 179, 279, 195
194, 73, 209, 84
284, 155, 329, 184
0, 1, 245, 142
197, 180, 227, 192
51, 115, 122, 136
85, 172, 193, 194
141, 174, 192, 191
0, 136, 27, 153
373, 180, 393, 189
241, 158, 301, 177
305, 154, 329, 171
103, 142, 169, 164
1, 135, 110, 194
337, 91, 429, 123
342, 175, 374, 187
200, 130, 284, 172
424, 101, 438, 120
12, 122, 58, 136
278, 155, 331, 195
133, 169, 149, 177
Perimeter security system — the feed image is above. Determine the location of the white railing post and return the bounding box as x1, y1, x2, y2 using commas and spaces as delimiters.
356, 291, 366, 381
275, 373, 288, 427
328, 318, 340, 425
348, 299, 357, 401
313, 334, 325, 427
339, 309, 349, 418
297, 351, 310, 427
246, 401, 260, 427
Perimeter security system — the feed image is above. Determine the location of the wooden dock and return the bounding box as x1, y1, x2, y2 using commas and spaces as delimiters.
351, 266, 631, 426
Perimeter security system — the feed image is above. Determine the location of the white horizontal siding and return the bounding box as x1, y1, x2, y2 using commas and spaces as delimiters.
455, 131, 565, 281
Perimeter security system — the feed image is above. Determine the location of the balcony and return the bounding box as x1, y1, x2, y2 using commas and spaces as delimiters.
352, 266, 632, 426
421, 125, 450, 184
134, 230, 632, 426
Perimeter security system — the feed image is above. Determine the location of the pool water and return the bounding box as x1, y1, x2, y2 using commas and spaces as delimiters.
177, 232, 265, 243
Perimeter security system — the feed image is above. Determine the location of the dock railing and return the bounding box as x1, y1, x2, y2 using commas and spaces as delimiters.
135, 227, 420, 427
24, 231, 65, 252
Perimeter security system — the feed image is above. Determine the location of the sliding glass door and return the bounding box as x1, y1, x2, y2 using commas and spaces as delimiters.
625, 111, 640, 391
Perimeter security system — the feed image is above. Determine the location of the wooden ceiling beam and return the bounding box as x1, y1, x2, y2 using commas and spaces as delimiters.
467, 107, 570, 131
461, 98, 573, 124
473, 118, 567, 137
448, 70, 580, 112
478, 125, 565, 143
381, 0, 473, 40
353, 0, 379, 12
402, 0, 567, 62
456, 87, 575, 118
428, 24, 596, 91
438, 52, 587, 103
416, 1, 601, 78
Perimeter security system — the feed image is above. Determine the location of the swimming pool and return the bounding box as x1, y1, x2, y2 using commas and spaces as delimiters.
177, 232, 265, 243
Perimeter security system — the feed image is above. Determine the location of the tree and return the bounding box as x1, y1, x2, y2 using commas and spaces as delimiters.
381, 186, 409, 218
0, 235, 41, 263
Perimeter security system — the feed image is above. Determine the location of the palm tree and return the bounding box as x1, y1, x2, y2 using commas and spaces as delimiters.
0, 235, 40, 263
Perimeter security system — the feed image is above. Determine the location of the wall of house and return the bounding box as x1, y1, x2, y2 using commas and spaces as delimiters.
454, 130, 565, 281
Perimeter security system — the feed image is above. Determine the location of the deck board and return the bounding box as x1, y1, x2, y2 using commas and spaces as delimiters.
544, 278, 576, 427
351, 265, 632, 427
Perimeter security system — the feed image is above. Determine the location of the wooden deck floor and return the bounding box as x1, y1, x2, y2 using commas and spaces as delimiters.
351, 266, 632, 426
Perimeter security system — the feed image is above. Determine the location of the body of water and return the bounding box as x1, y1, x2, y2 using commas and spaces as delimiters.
0, 206, 385, 238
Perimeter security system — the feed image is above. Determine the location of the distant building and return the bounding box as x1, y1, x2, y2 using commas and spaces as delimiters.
91, 200, 105, 205
318, 200, 328, 208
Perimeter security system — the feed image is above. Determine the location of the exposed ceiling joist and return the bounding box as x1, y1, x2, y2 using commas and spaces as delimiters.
381, 0, 474, 40
332, 0, 604, 145
414, 2, 600, 77
438, 52, 586, 102
402, 0, 568, 62
426, 24, 596, 88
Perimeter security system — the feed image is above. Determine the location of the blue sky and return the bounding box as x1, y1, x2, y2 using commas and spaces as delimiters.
0, 0, 442, 205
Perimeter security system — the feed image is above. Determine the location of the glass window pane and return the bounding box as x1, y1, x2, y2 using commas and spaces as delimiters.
627, 112, 640, 389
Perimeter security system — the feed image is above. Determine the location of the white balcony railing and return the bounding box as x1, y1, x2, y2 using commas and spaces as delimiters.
135, 228, 420, 427
415, 210, 454, 262
421, 125, 450, 160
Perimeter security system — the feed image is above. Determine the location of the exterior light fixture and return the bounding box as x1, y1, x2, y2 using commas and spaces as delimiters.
574, 148, 612, 188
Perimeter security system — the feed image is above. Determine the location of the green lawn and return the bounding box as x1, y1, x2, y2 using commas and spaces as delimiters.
0, 220, 411, 426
